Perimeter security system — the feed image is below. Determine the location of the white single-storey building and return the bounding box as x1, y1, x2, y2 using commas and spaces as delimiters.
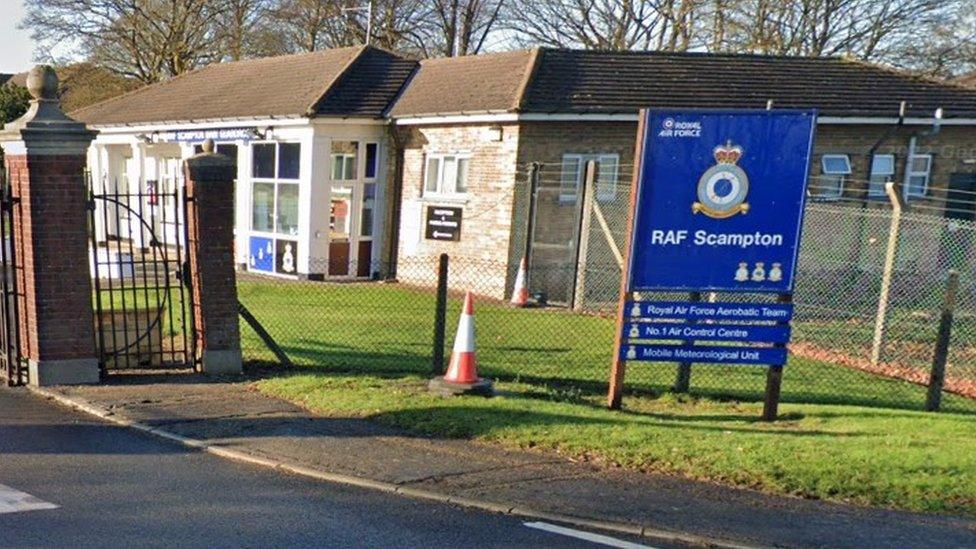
73, 46, 416, 279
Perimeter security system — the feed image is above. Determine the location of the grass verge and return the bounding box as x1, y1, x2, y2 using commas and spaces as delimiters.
255, 372, 976, 517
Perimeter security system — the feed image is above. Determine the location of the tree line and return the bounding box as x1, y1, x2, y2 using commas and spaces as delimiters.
21, 0, 976, 85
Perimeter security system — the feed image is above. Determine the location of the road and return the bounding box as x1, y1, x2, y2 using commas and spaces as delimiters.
0, 387, 662, 548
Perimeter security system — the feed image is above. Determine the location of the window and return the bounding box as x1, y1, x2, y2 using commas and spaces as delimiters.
251, 182, 276, 232
252, 142, 301, 180
596, 154, 619, 202
330, 185, 352, 239
868, 154, 895, 198
276, 184, 299, 234
361, 183, 376, 237
365, 143, 378, 179
816, 154, 851, 199
560, 155, 583, 203
251, 142, 301, 236
331, 141, 359, 181
560, 154, 619, 203
905, 154, 932, 199
423, 153, 470, 196
252, 144, 276, 179
215, 144, 238, 171
279, 143, 301, 180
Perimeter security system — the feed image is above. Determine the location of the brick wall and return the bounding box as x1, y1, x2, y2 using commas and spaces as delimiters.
391, 119, 976, 302
518, 121, 976, 215
184, 153, 242, 372
812, 125, 976, 213
6, 154, 96, 361
394, 123, 521, 299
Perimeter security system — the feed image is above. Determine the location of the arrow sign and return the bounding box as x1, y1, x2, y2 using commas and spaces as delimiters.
425, 206, 463, 241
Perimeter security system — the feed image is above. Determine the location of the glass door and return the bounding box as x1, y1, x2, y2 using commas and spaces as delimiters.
329, 184, 352, 276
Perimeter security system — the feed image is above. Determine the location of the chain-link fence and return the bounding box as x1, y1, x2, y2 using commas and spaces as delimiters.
237, 163, 976, 414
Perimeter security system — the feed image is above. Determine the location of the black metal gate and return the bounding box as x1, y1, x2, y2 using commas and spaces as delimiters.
88, 173, 195, 374
0, 168, 24, 386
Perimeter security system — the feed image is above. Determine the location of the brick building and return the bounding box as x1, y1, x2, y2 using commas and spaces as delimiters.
73, 46, 416, 280
70, 46, 976, 301
388, 49, 976, 302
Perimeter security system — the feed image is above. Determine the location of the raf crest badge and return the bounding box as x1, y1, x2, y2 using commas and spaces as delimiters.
693, 141, 750, 219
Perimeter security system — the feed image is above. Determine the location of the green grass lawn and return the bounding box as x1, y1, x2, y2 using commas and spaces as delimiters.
238, 278, 976, 413
256, 373, 976, 516
239, 277, 976, 514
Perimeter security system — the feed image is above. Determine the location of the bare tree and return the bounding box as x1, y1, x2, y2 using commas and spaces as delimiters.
506, 0, 708, 51
718, 0, 946, 60
215, 0, 286, 60
424, 0, 506, 56
267, 0, 344, 52
22, 0, 229, 83
878, 0, 974, 77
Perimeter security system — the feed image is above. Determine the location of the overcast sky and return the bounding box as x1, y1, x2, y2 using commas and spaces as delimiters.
0, 1, 36, 73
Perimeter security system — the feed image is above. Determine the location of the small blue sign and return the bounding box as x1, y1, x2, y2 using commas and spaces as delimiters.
621, 344, 787, 366
628, 110, 815, 293
626, 301, 793, 322
249, 236, 274, 273
625, 323, 791, 344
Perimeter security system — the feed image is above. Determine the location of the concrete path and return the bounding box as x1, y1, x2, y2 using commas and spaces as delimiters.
30, 374, 976, 549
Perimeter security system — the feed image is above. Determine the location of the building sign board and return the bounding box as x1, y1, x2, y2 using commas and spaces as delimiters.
628, 110, 816, 293
624, 322, 791, 344
609, 109, 815, 417
425, 206, 462, 241
157, 127, 255, 143
621, 345, 787, 365
626, 300, 793, 321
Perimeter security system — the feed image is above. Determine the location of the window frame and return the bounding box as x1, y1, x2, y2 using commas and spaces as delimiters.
422, 152, 472, 198
815, 154, 851, 200
904, 153, 933, 200
559, 153, 621, 204
868, 153, 896, 198
250, 141, 302, 237
365, 142, 379, 180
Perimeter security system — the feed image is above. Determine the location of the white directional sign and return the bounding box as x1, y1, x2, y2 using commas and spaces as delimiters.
425, 206, 462, 241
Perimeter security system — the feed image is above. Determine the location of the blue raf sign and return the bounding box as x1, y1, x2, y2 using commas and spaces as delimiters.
628, 110, 816, 293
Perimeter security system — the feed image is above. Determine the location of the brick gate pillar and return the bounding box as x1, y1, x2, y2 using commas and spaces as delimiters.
184, 140, 242, 374
0, 66, 99, 385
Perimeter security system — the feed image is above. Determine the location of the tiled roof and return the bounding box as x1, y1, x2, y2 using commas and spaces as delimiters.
73, 46, 416, 125
387, 49, 537, 117
316, 47, 418, 117
390, 48, 976, 119
0, 72, 27, 87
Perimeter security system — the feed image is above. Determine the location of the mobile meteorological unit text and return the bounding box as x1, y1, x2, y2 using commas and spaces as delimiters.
649, 229, 784, 249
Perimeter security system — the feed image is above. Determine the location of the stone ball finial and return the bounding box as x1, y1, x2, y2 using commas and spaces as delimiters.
26, 65, 59, 102
202, 138, 215, 154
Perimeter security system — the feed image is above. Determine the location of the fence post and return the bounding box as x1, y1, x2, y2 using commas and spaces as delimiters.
572, 160, 597, 311
673, 291, 702, 393
432, 253, 449, 374
926, 270, 959, 412
871, 181, 903, 365
762, 293, 792, 421
522, 162, 541, 292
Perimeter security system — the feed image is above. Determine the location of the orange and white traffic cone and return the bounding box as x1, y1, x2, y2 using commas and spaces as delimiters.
510, 257, 529, 307
429, 291, 494, 397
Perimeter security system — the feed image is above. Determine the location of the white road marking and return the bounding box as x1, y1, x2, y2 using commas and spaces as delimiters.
0, 484, 58, 514
523, 521, 657, 549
